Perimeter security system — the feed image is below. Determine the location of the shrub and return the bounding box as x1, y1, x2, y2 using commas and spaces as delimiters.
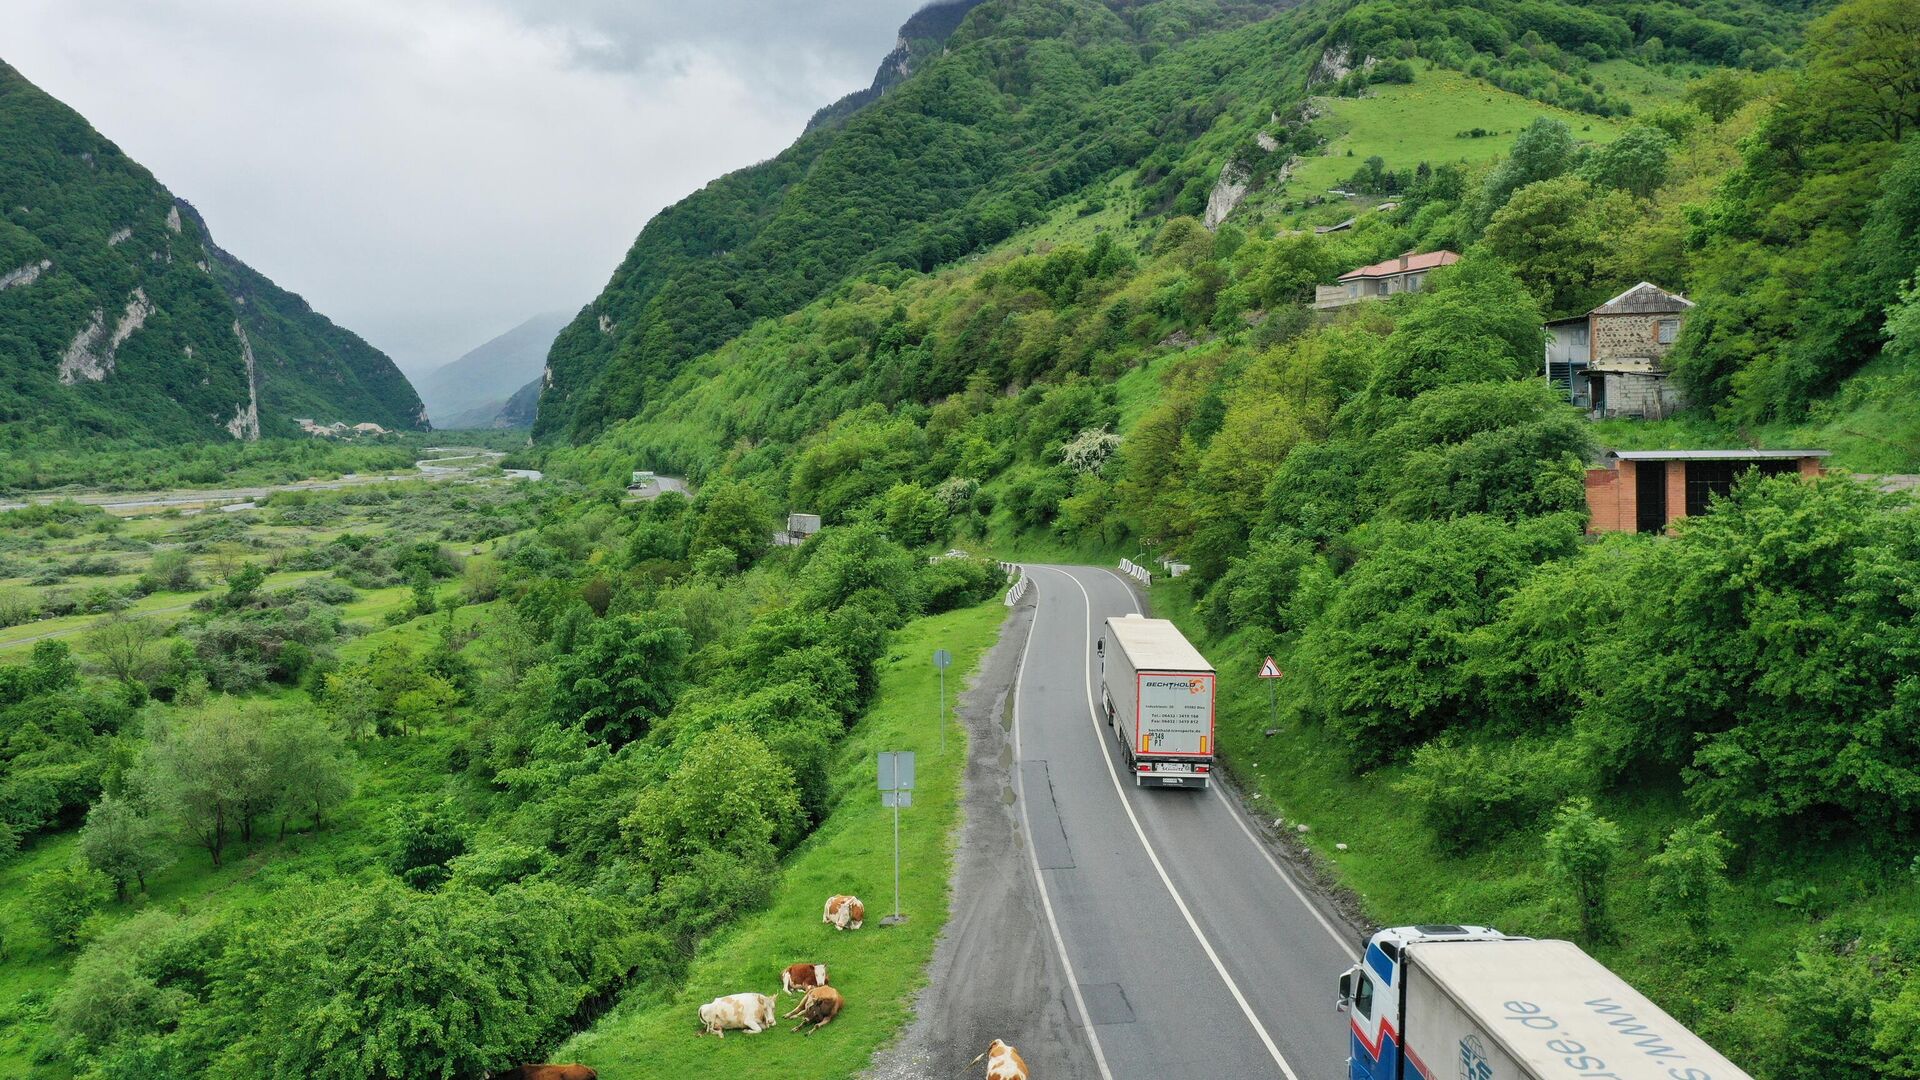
1544, 797, 1622, 941
919, 556, 1005, 614
29, 862, 112, 948
1396, 736, 1588, 852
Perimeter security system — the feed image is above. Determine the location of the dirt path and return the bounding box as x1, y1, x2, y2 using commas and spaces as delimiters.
861, 593, 1101, 1080
0, 601, 196, 651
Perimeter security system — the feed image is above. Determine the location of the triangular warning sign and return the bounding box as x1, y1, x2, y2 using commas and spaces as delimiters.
1258, 656, 1283, 679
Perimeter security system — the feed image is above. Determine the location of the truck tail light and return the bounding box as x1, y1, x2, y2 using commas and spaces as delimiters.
1195, 764, 1210, 773
1138, 764, 1152, 772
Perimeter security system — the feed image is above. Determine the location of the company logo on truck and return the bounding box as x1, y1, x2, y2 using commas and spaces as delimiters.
1143, 677, 1208, 695
1458, 1035, 1494, 1080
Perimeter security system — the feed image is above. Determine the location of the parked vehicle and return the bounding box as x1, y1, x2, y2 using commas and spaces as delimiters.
1336, 925, 1753, 1080
1097, 614, 1215, 788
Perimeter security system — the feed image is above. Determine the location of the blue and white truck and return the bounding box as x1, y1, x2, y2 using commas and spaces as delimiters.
1336, 925, 1753, 1080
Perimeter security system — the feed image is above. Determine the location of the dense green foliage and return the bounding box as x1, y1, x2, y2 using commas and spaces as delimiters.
0, 63, 423, 447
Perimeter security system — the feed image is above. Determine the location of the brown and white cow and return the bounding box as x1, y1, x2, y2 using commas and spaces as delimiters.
822, 894, 865, 930
782, 962, 829, 995
496, 1067, 597, 1080
969, 1039, 1029, 1080
697, 992, 777, 1038
782, 984, 844, 1035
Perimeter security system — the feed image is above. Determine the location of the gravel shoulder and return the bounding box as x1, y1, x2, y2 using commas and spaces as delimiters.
861, 593, 1100, 1080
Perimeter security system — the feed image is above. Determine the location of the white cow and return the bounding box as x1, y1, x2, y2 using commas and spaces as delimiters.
697, 992, 776, 1038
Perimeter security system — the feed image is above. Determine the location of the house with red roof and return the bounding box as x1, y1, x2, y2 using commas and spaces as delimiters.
1313, 250, 1459, 310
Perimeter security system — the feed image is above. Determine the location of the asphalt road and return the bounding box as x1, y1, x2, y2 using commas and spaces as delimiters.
1008, 564, 1362, 1080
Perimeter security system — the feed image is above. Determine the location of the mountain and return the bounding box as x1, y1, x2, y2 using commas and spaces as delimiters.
532, 0, 1305, 443
415, 310, 569, 428
0, 60, 424, 446
803, 0, 993, 134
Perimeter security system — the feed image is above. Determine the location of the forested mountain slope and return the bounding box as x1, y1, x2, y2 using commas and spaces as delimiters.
536, 0, 1808, 444
0, 61, 425, 446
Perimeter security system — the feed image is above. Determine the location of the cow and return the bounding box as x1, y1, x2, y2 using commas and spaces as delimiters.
823, 894, 865, 930
783, 984, 844, 1035
968, 1040, 1030, 1080
495, 1068, 597, 1080
697, 992, 777, 1038
782, 962, 829, 995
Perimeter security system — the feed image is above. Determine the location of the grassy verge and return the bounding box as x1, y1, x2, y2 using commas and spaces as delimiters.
1143, 578, 1920, 1061
554, 599, 1009, 1078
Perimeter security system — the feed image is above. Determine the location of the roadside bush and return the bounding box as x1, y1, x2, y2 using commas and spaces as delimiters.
1544, 796, 1622, 942
1396, 736, 1589, 852
918, 556, 1004, 613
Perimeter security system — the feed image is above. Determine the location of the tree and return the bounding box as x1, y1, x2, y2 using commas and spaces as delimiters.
1358, 256, 1545, 409
1482, 177, 1632, 317
1645, 817, 1732, 940
264, 715, 355, 838
407, 565, 436, 618
1579, 125, 1674, 198
134, 705, 257, 866
1544, 796, 1622, 941
548, 612, 691, 746
1800, 0, 1920, 143
1471, 118, 1577, 234
687, 479, 775, 570
28, 861, 111, 948
321, 669, 381, 740
796, 522, 922, 620
626, 725, 804, 872
81, 613, 165, 687
224, 563, 266, 607
1683, 69, 1750, 122
77, 794, 172, 899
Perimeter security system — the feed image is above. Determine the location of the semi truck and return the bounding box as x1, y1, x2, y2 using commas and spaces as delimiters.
1097, 614, 1215, 788
1337, 925, 1753, 1080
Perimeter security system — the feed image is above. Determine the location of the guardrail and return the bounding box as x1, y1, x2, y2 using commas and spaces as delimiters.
1001, 562, 1029, 606
1118, 558, 1152, 586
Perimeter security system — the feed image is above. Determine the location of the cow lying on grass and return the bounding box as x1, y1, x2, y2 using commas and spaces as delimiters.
823, 894, 864, 930
782, 962, 829, 994
783, 985, 844, 1035
697, 992, 777, 1038
970, 1039, 1029, 1080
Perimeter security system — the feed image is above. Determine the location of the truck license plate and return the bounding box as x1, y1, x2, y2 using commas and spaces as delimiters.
1159, 763, 1190, 773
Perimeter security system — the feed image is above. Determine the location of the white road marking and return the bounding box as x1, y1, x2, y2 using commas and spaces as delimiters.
1089, 565, 1360, 963
1008, 578, 1117, 1080
1039, 565, 1302, 1080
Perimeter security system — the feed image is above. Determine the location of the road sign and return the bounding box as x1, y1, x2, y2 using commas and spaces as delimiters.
1258, 656, 1283, 679
877, 750, 916, 926
932, 649, 952, 669
878, 751, 916, 792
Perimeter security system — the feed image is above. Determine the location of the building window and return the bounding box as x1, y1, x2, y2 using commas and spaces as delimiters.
1657, 318, 1679, 344
1684, 460, 1797, 516
1408, 273, 1423, 292
1376, 280, 1389, 296
1347, 282, 1359, 299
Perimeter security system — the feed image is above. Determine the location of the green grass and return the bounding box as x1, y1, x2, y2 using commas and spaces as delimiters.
1275, 67, 1627, 209
554, 599, 1009, 1078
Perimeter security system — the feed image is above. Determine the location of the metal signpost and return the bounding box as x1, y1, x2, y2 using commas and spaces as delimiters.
1258, 655, 1284, 727
932, 648, 953, 752
877, 751, 915, 927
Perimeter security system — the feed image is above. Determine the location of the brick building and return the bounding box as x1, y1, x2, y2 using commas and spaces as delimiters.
1313, 250, 1459, 310
1576, 283, 1693, 419
1584, 449, 1829, 534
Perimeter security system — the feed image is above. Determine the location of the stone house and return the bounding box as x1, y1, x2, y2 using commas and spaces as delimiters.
1575, 283, 1692, 419
1313, 250, 1459, 310
1583, 449, 1828, 534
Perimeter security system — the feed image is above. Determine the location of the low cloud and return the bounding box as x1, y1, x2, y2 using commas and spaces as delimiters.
5, 0, 922, 375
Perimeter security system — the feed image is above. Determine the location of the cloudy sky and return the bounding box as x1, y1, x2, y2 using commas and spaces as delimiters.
6, 0, 927, 377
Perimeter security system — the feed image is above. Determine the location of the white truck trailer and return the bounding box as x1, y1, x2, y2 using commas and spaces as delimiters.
1337, 925, 1753, 1080
1097, 614, 1215, 788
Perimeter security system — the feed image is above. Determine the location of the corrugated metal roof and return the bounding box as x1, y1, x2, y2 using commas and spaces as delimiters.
1591, 282, 1693, 315
1608, 449, 1830, 461
1337, 250, 1458, 281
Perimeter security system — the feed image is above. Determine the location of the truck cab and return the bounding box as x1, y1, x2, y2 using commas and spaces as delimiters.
1336, 925, 1512, 1080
